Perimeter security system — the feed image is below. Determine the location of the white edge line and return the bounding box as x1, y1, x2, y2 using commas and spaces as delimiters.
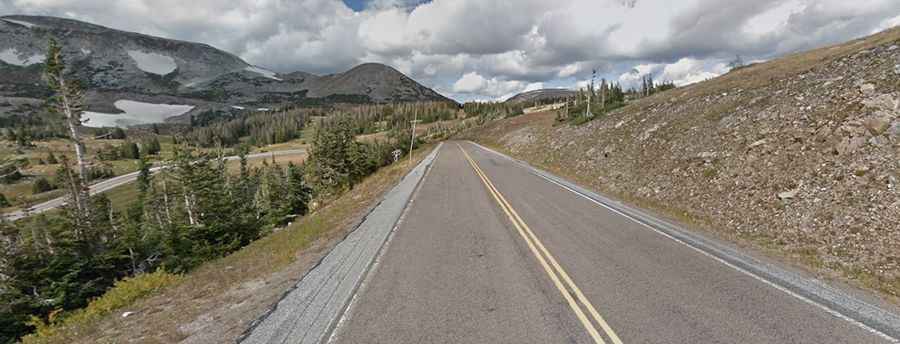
466, 141, 898, 343
326, 142, 443, 343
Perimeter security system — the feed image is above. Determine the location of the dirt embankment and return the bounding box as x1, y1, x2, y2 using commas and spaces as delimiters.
463, 28, 900, 297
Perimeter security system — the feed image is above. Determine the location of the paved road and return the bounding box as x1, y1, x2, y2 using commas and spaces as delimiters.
331, 142, 900, 344
4, 149, 306, 221
242, 144, 441, 344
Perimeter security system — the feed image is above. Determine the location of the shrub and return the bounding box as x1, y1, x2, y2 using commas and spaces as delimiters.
31, 177, 55, 194
140, 137, 161, 156
21, 270, 182, 344
119, 141, 140, 159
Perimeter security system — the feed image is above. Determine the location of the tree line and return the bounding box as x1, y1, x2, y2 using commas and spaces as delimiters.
185, 109, 309, 147
183, 101, 456, 149
462, 102, 524, 123
0, 39, 435, 343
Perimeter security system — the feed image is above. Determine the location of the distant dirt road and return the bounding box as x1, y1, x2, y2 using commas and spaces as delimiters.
4, 149, 306, 221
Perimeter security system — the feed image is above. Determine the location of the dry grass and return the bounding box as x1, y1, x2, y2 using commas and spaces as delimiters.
251, 138, 309, 153
22, 271, 184, 344
226, 152, 308, 173
0, 137, 171, 212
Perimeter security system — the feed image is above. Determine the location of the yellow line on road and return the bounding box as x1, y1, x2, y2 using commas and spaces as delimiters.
457, 143, 623, 344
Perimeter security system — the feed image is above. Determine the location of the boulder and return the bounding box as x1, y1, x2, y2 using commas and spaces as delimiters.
860, 83, 876, 96
778, 188, 800, 200
887, 122, 900, 140
835, 136, 867, 155
863, 114, 893, 135
862, 94, 899, 112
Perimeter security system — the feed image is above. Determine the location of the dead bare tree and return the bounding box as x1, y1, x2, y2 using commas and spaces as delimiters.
45, 38, 91, 217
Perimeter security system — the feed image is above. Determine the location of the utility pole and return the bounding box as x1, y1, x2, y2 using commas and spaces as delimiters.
408, 107, 418, 167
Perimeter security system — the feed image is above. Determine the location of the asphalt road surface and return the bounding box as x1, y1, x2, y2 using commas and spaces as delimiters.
330, 141, 900, 344
4, 149, 306, 221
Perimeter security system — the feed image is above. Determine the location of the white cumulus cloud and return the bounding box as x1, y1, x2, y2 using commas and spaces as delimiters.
4, 0, 900, 101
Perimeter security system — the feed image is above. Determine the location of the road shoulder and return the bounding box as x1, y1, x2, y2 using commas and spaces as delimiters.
466, 140, 900, 341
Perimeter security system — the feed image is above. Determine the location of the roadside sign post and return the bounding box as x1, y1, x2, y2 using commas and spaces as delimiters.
409, 108, 419, 167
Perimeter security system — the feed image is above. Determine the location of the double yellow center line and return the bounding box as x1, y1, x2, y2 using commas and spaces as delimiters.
457, 144, 623, 344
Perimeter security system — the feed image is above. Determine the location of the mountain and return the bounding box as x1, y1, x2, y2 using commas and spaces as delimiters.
505, 88, 576, 104
0, 15, 451, 127
465, 27, 900, 295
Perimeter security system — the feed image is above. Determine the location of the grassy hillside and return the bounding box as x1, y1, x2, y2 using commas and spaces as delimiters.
462, 27, 900, 297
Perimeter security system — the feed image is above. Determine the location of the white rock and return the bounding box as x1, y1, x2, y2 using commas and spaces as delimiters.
698, 151, 717, 160
748, 139, 767, 148
122, 311, 135, 318
778, 188, 800, 200
860, 83, 876, 96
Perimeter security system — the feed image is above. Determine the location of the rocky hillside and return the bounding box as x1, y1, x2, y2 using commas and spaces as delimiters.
465, 27, 900, 295
0, 15, 450, 126
505, 88, 575, 104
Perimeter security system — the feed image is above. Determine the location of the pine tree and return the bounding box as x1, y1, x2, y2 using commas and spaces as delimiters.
286, 162, 312, 217
120, 141, 140, 159
306, 117, 353, 194
31, 177, 54, 194
111, 127, 127, 140
141, 137, 161, 156
14, 127, 31, 147
137, 155, 151, 196
45, 38, 91, 218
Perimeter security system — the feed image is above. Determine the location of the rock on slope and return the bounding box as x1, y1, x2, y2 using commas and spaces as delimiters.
0, 15, 450, 126
467, 27, 900, 295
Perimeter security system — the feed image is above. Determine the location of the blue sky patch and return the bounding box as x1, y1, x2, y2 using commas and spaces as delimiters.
343, 0, 431, 12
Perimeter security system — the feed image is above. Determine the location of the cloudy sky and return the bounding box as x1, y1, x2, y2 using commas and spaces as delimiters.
2, 0, 899, 101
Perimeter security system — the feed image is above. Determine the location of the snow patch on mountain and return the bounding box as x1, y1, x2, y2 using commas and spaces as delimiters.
83, 100, 194, 128
245, 66, 282, 81
127, 50, 177, 75
0, 48, 45, 66
1, 18, 37, 29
